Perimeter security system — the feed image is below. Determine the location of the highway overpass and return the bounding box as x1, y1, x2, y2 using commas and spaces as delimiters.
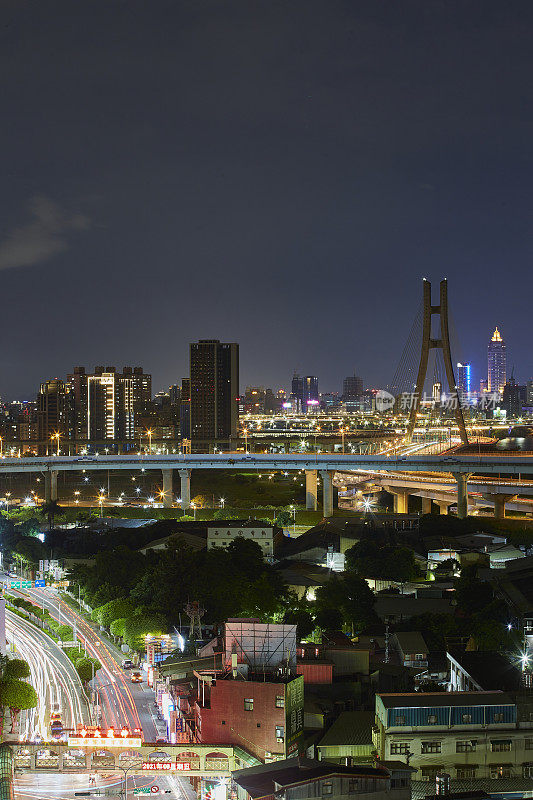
3, 452, 533, 518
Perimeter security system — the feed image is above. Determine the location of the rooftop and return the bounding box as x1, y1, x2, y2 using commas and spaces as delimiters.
232, 757, 389, 800
378, 691, 513, 709
448, 651, 522, 692
317, 710, 374, 748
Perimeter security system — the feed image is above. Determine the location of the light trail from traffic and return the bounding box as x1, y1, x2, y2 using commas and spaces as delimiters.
12, 586, 146, 736
5, 608, 89, 740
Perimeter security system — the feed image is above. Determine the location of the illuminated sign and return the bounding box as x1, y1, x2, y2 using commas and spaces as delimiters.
142, 761, 191, 771
68, 737, 142, 748
306, 400, 319, 406
282, 402, 292, 409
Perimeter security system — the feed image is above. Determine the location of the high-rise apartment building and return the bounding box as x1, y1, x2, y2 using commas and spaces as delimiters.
189, 340, 239, 443
66, 366, 151, 443
343, 373, 363, 401
37, 379, 74, 453
488, 327, 506, 396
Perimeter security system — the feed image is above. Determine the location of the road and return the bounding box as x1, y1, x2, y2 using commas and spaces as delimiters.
8, 583, 158, 741
5, 607, 90, 741
14, 770, 196, 799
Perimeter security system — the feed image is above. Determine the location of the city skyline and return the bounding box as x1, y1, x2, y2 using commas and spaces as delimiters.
3, 3, 533, 396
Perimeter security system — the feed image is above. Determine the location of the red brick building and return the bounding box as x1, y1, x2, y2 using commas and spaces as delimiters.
195, 672, 304, 762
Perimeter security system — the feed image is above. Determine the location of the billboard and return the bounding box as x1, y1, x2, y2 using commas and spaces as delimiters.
285, 675, 304, 756
224, 621, 296, 670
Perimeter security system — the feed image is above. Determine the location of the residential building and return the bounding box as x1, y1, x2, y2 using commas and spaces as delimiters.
488, 327, 506, 397
66, 365, 151, 444
502, 377, 523, 418
456, 363, 471, 401
447, 651, 522, 693
36, 378, 74, 453
189, 339, 239, 445
316, 710, 375, 764
391, 632, 429, 669
207, 523, 275, 559
373, 691, 532, 781
233, 757, 413, 800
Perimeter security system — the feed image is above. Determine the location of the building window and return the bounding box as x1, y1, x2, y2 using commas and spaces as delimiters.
395, 715, 406, 725
494, 713, 504, 722
491, 740, 512, 752
456, 768, 477, 779
427, 715, 437, 725
221, 720, 225, 725
391, 743, 410, 755
415, 654, 425, 660
421, 742, 442, 754
523, 765, 533, 779
322, 782, 333, 795
244, 698, 253, 711
526, 739, 533, 750
276, 725, 285, 742
490, 765, 512, 779
462, 714, 472, 724
257, 723, 261, 728
456, 740, 476, 753
420, 767, 443, 781
276, 696, 285, 708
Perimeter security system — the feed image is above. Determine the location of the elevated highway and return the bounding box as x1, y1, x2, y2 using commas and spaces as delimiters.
3, 452, 533, 518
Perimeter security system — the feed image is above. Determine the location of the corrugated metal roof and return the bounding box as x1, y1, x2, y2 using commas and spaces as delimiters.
317, 711, 374, 748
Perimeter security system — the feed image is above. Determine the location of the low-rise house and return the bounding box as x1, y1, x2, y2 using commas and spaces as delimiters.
316, 710, 375, 764
391, 632, 429, 669
232, 756, 413, 800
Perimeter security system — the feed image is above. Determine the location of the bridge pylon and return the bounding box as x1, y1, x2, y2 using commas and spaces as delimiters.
406, 279, 468, 446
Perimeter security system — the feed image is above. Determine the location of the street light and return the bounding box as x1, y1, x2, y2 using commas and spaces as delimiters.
51, 432, 61, 456
5, 492, 11, 518
289, 504, 296, 534
220, 497, 225, 510
244, 428, 248, 453
191, 501, 197, 520
98, 491, 105, 517
145, 428, 153, 453
74, 490, 80, 505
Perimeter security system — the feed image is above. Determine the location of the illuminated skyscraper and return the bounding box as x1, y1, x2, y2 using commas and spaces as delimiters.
456, 363, 471, 399
189, 340, 239, 443
487, 327, 506, 396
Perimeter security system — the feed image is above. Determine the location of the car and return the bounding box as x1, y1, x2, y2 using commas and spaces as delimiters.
130, 671, 142, 683
121, 659, 133, 670
155, 737, 167, 745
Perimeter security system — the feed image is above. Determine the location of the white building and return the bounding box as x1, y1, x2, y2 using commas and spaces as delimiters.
207, 524, 274, 558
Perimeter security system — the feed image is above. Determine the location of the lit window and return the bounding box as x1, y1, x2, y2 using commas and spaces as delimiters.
275, 725, 285, 742
390, 743, 410, 755
456, 740, 476, 753
321, 782, 332, 795
244, 698, 253, 712
427, 715, 437, 725
275, 696, 285, 708
491, 740, 512, 752
462, 714, 472, 724
494, 713, 504, 722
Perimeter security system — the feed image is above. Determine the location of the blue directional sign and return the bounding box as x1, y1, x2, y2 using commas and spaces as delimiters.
34, 580, 45, 588
10, 580, 45, 589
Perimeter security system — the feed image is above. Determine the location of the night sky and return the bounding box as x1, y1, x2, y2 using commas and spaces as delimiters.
2, 0, 533, 399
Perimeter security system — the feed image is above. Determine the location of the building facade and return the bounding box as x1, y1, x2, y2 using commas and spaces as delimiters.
488, 327, 506, 396
189, 340, 239, 445
207, 524, 274, 558
373, 691, 533, 782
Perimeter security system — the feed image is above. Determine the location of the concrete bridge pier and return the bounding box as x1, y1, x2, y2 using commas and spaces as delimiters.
44, 470, 58, 502
392, 490, 409, 514
162, 469, 173, 509
436, 500, 449, 515
492, 493, 518, 519
305, 470, 318, 511
320, 470, 334, 518
179, 469, 191, 510
453, 473, 471, 519
421, 496, 433, 515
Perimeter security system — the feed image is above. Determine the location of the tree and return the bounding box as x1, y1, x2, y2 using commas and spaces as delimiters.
314, 606, 344, 632
316, 573, 376, 633
75, 657, 102, 683
110, 618, 126, 639
282, 609, 314, 640
275, 510, 292, 527
93, 598, 135, 629
123, 614, 166, 651
345, 540, 418, 582
40, 500, 64, 531
3, 660, 31, 680
0, 680, 38, 731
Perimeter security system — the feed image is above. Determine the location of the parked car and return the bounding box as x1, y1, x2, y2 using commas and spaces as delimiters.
121, 659, 133, 669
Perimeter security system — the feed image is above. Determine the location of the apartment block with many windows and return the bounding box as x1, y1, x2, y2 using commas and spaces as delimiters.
373, 692, 533, 782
